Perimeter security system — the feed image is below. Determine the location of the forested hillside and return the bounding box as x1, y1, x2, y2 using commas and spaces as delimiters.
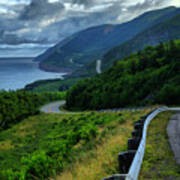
66, 40, 180, 110
0, 91, 65, 130
72, 12, 180, 77
26, 11, 180, 92
101, 13, 180, 71
37, 7, 180, 73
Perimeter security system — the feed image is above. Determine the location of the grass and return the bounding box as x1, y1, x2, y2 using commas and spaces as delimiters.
0, 108, 152, 179
140, 111, 180, 180
51, 109, 153, 180
53, 122, 130, 180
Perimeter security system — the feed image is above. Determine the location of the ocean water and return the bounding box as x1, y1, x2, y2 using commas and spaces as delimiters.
0, 58, 65, 90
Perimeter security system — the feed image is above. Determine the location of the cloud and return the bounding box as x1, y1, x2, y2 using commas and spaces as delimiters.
19, 0, 65, 20
0, 43, 53, 57
0, 0, 179, 57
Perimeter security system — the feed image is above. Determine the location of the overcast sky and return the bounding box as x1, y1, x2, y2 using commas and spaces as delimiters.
0, 0, 180, 57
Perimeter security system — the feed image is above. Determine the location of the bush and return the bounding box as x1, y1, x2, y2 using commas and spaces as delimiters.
0, 91, 65, 130
21, 151, 56, 179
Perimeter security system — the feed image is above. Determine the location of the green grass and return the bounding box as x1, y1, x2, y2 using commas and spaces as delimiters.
0, 108, 152, 179
140, 111, 180, 179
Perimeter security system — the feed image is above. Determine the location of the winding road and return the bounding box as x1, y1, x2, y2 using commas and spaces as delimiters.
40, 101, 66, 113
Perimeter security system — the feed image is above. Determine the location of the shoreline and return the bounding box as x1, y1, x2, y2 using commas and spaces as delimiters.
0, 59, 67, 91
38, 63, 72, 75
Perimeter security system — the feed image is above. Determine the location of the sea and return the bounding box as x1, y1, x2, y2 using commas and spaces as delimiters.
0, 58, 65, 90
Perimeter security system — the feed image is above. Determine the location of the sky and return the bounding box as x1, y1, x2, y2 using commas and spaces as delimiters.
0, 0, 180, 57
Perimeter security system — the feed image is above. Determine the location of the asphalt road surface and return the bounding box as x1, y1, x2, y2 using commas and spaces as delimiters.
40, 101, 66, 114
167, 112, 180, 165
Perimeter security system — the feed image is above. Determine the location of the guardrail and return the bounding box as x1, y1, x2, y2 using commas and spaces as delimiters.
102, 106, 180, 180
98, 107, 150, 113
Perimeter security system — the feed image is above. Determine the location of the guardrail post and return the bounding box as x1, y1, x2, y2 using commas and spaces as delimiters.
134, 123, 143, 131
118, 151, 136, 173
102, 107, 172, 180
132, 129, 142, 138
128, 137, 141, 150
102, 176, 126, 180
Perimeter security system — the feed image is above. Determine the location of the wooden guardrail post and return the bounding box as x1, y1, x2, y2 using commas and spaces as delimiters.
118, 151, 136, 173
102, 175, 127, 180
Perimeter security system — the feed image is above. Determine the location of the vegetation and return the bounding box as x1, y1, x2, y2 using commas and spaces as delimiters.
1, 8, 179, 180
60, 9, 180, 78
0, 90, 65, 130
71, 10, 180, 77
102, 13, 180, 71
0, 108, 151, 179
54, 111, 140, 180
69, 60, 98, 78
36, 7, 180, 75
25, 78, 80, 92
66, 40, 180, 110
140, 111, 180, 179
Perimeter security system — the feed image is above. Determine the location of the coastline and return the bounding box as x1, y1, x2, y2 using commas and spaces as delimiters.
39, 63, 72, 75
0, 58, 67, 91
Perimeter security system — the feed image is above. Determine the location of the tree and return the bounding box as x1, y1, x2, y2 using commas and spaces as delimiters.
130, 60, 136, 74
157, 41, 165, 57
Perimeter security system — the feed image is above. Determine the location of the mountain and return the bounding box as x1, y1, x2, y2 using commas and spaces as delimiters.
70, 11, 180, 77
36, 6, 180, 73
101, 13, 180, 71
66, 40, 180, 110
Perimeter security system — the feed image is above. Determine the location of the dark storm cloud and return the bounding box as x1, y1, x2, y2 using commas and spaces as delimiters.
20, 0, 65, 20
72, 0, 95, 7
0, 0, 175, 44
0, 0, 179, 56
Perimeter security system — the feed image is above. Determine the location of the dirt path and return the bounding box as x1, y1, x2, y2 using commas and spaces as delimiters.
167, 112, 180, 165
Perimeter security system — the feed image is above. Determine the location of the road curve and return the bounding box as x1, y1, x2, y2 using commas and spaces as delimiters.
167, 112, 180, 165
40, 101, 66, 114
96, 60, 102, 74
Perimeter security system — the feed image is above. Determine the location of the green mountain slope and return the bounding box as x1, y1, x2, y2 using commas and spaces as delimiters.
66, 40, 180, 110
26, 10, 180, 93
101, 13, 180, 71
36, 6, 180, 73
72, 12, 180, 77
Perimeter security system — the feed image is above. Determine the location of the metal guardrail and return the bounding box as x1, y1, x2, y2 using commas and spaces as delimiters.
98, 107, 150, 113
103, 106, 180, 180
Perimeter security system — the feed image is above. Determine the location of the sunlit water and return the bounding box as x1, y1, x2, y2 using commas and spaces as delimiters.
0, 58, 66, 90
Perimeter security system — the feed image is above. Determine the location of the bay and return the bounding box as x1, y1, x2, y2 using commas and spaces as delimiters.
0, 58, 65, 90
